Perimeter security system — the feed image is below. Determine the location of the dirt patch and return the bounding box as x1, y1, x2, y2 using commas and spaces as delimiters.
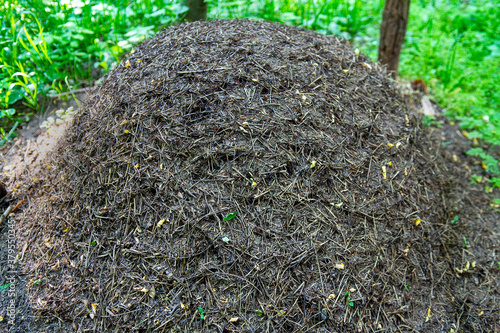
4, 19, 500, 332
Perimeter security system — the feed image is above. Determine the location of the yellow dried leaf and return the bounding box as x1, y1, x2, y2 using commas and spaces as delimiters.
157, 219, 166, 228
343, 69, 349, 73
137, 59, 141, 63
415, 217, 421, 226
45, 164, 51, 169
453, 154, 458, 162
387, 143, 395, 148
471, 261, 476, 268
362, 62, 372, 69
310, 160, 317, 168
135, 163, 139, 168
425, 307, 431, 322
382, 165, 387, 180
229, 317, 239, 323
120, 119, 128, 126
481, 162, 487, 170
63, 228, 69, 233
251, 180, 257, 187
160, 163, 163, 169
125, 60, 130, 68
124, 129, 130, 134
461, 130, 469, 138
335, 263, 345, 270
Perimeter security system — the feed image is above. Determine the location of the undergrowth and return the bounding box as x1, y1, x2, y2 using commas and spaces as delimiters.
0, 0, 498, 191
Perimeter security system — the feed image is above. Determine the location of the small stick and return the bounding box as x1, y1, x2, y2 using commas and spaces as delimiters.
0, 206, 12, 226
0, 199, 25, 226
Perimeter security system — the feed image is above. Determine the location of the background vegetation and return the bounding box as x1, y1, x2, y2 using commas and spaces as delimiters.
0, 0, 498, 192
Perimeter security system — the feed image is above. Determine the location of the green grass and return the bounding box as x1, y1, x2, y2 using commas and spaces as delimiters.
0, 0, 498, 188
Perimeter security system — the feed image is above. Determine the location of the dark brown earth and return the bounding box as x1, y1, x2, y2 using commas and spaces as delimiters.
0, 19, 498, 332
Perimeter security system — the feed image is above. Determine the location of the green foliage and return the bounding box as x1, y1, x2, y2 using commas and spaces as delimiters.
466, 148, 500, 174
0, 0, 187, 134
422, 115, 443, 128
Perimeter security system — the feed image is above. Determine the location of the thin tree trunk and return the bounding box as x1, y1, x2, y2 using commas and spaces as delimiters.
378, 0, 411, 77
184, 0, 207, 22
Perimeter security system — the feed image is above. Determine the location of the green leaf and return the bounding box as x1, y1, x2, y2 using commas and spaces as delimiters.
256, 309, 263, 317
0, 283, 11, 291
222, 236, 230, 243
198, 307, 204, 315
91, 240, 97, 245
348, 301, 354, 307
223, 211, 237, 221
450, 216, 459, 224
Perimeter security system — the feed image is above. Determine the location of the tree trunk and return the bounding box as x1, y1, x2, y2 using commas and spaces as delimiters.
184, 0, 207, 22
378, 0, 411, 77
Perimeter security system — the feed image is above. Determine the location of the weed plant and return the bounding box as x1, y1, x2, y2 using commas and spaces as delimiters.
0, 0, 498, 189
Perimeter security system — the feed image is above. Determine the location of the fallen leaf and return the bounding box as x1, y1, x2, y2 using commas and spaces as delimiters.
335, 263, 345, 270
387, 143, 395, 148
229, 317, 239, 322
157, 219, 166, 228
415, 217, 421, 226
425, 307, 431, 322
223, 211, 238, 221
382, 165, 387, 180
120, 120, 128, 126
310, 160, 317, 168
125, 60, 130, 68
222, 236, 230, 243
